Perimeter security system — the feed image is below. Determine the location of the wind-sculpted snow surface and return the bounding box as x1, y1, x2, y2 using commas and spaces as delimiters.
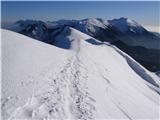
2, 29, 160, 120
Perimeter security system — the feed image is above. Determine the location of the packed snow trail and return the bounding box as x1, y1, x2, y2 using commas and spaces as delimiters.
8, 55, 96, 120
2, 28, 160, 120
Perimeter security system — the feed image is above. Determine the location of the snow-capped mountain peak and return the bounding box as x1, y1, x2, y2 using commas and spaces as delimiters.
80, 18, 107, 28
108, 17, 146, 33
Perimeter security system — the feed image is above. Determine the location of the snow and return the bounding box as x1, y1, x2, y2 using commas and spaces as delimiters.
108, 17, 145, 33
6, 20, 42, 32
81, 18, 107, 29
73, 18, 108, 37
54, 26, 102, 51
156, 71, 160, 77
2, 28, 160, 120
5, 18, 160, 50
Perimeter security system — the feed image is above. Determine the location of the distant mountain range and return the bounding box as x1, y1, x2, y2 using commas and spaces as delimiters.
4, 17, 160, 72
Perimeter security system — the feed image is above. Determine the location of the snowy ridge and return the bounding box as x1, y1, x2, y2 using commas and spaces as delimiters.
5, 18, 160, 50
2, 29, 160, 120
108, 17, 146, 33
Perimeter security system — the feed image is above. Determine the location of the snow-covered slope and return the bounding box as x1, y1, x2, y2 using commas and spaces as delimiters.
2, 29, 160, 120
5, 19, 160, 72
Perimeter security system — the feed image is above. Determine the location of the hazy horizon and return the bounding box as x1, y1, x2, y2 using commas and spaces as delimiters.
1, 1, 160, 32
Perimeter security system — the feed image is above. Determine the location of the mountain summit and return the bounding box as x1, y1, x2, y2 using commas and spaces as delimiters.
108, 17, 146, 33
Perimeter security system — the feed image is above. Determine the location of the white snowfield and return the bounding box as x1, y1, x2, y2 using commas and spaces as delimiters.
2, 28, 160, 120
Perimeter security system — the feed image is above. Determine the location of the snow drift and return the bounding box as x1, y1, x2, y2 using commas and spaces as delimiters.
2, 28, 160, 120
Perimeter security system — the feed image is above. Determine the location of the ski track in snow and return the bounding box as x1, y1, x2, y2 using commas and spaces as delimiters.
8, 54, 96, 120
2, 29, 159, 120
68, 56, 96, 120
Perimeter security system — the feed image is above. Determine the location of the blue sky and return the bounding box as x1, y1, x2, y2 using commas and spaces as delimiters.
1, 1, 159, 27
